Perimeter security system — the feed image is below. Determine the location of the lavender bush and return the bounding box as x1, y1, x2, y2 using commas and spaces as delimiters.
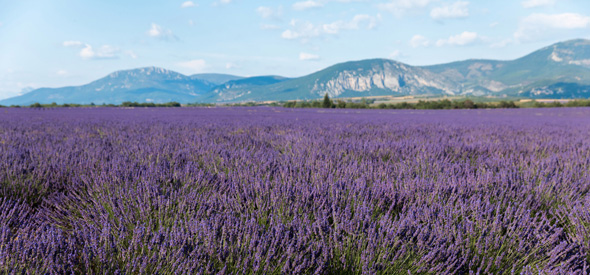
1, 107, 589, 274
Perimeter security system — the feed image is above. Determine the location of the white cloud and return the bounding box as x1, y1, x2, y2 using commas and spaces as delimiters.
282, 14, 379, 42
292, 1, 323, 11
410, 34, 430, 47
181, 1, 197, 8
261, 24, 281, 30
514, 13, 590, 41
177, 59, 208, 73
226, 62, 239, 69
147, 23, 177, 41
327, 0, 367, 2
63, 41, 124, 59
125, 51, 138, 59
79, 44, 120, 59
521, 0, 555, 8
56, 70, 68, 76
299, 52, 321, 60
490, 22, 499, 28
214, 0, 232, 5
63, 40, 83, 47
389, 50, 401, 59
79, 45, 95, 58
257, 6, 283, 20
282, 21, 319, 40
436, 31, 479, 46
18, 86, 36, 96
490, 39, 512, 48
323, 14, 378, 34
430, 1, 469, 20
378, 0, 434, 16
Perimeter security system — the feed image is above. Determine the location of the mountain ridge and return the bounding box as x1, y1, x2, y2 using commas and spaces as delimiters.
2, 39, 590, 105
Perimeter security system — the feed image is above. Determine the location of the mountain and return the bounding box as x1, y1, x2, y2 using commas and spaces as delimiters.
190, 73, 244, 86
208, 59, 460, 102
2, 39, 590, 105
220, 39, 590, 102
207, 76, 291, 102
0, 67, 217, 105
425, 39, 590, 98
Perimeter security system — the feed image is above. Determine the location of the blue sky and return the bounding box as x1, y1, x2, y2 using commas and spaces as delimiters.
0, 0, 589, 100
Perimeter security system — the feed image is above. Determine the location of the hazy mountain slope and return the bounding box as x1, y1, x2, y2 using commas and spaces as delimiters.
423, 39, 590, 97
0, 67, 211, 105
206, 76, 290, 101
424, 60, 507, 94
491, 40, 590, 85
190, 73, 244, 86
209, 59, 460, 102
212, 40, 590, 102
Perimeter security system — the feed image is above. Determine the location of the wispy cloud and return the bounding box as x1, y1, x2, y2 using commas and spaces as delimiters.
521, 0, 555, 8
79, 44, 120, 59
299, 52, 321, 61
63, 41, 84, 47
261, 24, 281, 30
514, 13, 590, 41
410, 34, 430, 47
257, 6, 283, 20
181, 1, 197, 8
63, 41, 122, 60
282, 14, 379, 42
177, 59, 208, 73
389, 50, 402, 59
430, 1, 469, 20
125, 51, 138, 59
292, 1, 324, 11
490, 38, 512, 48
436, 31, 479, 46
213, 0, 233, 5
378, 0, 434, 16
147, 23, 178, 41
226, 62, 239, 69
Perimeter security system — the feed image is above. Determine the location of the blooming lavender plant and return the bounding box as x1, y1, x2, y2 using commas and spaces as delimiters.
0, 107, 589, 274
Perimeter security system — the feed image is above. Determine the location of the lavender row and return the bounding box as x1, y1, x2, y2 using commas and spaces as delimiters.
1, 107, 590, 274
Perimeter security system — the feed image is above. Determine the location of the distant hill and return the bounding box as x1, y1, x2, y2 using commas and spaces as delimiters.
425, 39, 590, 97
207, 75, 291, 102
190, 73, 244, 86
208, 59, 459, 102
0, 67, 216, 105
2, 39, 590, 105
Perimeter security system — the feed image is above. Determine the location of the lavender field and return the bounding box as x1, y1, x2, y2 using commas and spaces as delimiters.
1, 107, 590, 274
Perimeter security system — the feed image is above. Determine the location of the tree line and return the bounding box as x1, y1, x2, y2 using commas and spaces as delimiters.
282, 94, 519, 109
4, 95, 590, 109
2, 101, 184, 108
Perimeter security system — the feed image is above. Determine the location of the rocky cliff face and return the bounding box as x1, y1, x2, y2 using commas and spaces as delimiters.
310, 61, 458, 97
547, 40, 590, 68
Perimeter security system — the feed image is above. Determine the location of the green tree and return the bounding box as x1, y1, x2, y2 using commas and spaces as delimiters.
322, 93, 333, 108
463, 99, 475, 109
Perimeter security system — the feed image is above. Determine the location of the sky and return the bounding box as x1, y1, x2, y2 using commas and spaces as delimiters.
0, 0, 589, 100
